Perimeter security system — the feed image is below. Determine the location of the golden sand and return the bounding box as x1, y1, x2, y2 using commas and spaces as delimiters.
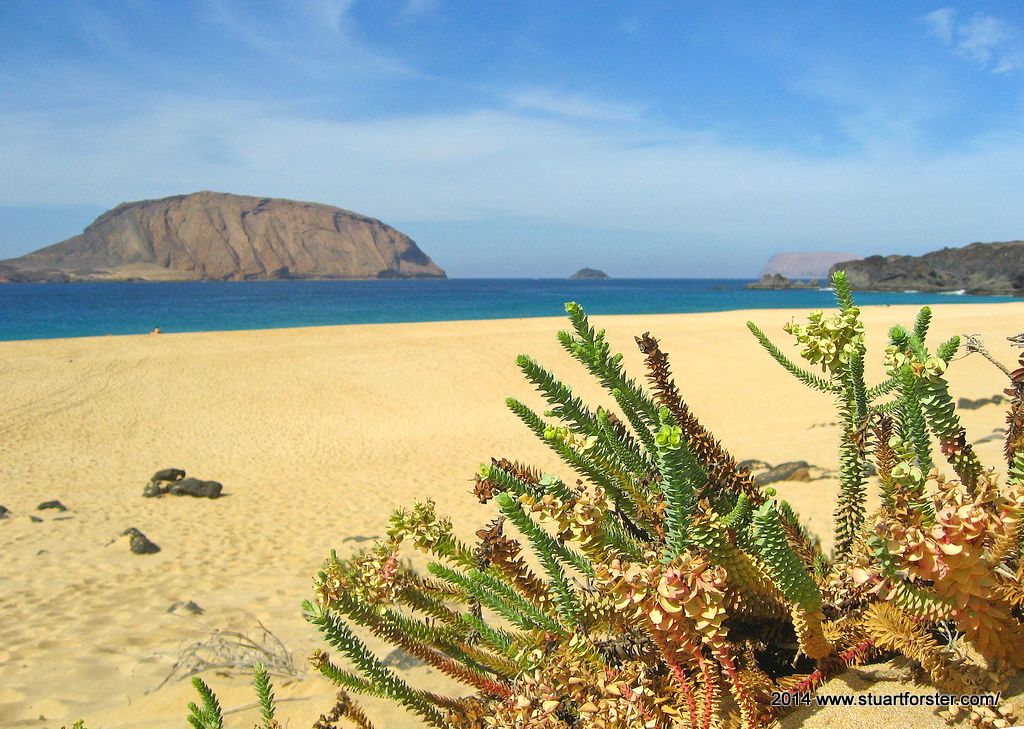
1, 302, 1022, 727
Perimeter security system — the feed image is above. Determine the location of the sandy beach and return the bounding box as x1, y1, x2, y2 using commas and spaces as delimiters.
2, 302, 1023, 728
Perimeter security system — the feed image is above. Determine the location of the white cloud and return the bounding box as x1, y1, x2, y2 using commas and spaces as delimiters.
400, 0, 439, 19
2, 92, 1022, 255
957, 13, 1010, 65
924, 7, 1024, 74
925, 7, 957, 44
202, 0, 410, 77
504, 87, 648, 123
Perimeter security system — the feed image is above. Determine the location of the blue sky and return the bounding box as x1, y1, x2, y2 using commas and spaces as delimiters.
1, 1, 1023, 277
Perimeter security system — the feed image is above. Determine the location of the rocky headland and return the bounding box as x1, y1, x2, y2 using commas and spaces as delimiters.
830, 240, 1024, 295
0, 191, 446, 282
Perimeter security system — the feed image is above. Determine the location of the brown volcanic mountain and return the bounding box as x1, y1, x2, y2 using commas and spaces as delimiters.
0, 192, 446, 282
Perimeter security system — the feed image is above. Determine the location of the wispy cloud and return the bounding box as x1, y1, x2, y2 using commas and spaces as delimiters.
925, 7, 1024, 74
924, 7, 957, 44
2, 90, 1022, 255
504, 87, 648, 123
202, 0, 410, 77
400, 0, 439, 20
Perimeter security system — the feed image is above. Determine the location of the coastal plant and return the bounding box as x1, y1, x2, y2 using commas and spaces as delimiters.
74, 272, 1023, 728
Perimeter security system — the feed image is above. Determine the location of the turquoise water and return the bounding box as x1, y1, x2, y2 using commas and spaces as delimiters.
0, 278, 1015, 341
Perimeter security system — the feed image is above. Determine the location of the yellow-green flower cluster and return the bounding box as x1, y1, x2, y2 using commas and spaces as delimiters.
883, 344, 911, 377
543, 425, 598, 452
387, 499, 454, 553
784, 307, 864, 374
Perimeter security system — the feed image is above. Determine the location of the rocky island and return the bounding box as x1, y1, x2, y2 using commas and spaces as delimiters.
746, 273, 820, 289
830, 240, 1024, 295
569, 268, 610, 280
0, 191, 446, 282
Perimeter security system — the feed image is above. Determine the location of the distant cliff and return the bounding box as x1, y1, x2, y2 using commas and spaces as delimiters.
0, 192, 446, 282
761, 252, 862, 279
829, 241, 1024, 295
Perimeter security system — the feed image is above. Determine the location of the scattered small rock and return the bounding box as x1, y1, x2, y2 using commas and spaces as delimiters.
37, 549, 48, 556
123, 527, 160, 555
168, 477, 222, 499
30, 515, 43, 523
144, 469, 223, 499
152, 468, 186, 482
754, 461, 811, 485
142, 480, 168, 498
957, 394, 1005, 410
738, 459, 771, 472
37, 500, 67, 511
0, 505, 9, 519
167, 600, 204, 615
144, 467, 189, 497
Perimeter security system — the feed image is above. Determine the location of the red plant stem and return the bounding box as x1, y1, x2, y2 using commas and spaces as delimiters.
411, 644, 512, 698
784, 639, 875, 699
692, 647, 714, 729
716, 647, 762, 729
619, 680, 661, 728
648, 628, 699, 729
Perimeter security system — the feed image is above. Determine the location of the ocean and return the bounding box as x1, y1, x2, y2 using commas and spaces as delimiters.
0, 278, 1015, 341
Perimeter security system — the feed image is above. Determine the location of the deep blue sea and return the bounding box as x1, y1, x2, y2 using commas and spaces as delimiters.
0, 278, 1015, 341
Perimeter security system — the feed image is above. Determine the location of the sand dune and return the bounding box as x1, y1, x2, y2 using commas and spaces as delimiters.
1, 302, 1023, 727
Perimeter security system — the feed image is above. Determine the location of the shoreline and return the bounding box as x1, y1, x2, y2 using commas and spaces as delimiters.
2, 296, 1022, 344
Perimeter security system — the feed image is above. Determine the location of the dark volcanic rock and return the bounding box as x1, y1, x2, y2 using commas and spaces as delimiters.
738, 459, 771, 472
754, 461, 811, 485
123, 527, 160, 555
0, 192, 446, 282
168, 477, 223, 498
143, 480, 168, 498
167, 600, 204, 615
569, 268, 610, 280
153, 468, 186, 482
0, 505, 9, 519
746, 273, 819, 290
830, 240, 1024, 295
37, 500, 67, 511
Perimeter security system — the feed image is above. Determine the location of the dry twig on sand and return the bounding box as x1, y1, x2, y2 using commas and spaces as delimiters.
959, 333, 1013, 377
153, 619, 302, 692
